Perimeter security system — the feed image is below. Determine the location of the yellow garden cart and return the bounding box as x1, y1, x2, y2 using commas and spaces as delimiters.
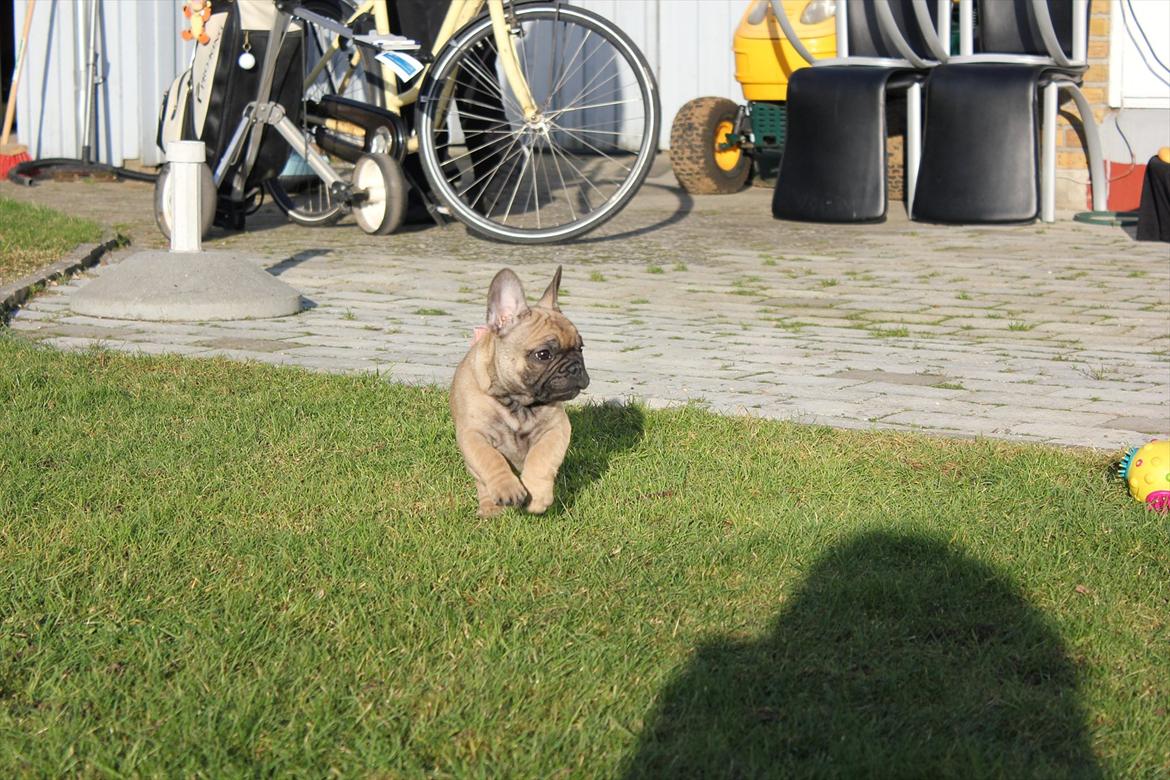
670, 0, 836, 193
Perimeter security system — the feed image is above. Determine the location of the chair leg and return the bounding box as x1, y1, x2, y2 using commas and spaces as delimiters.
1063, 84, 1108, 212
906, 82, 922, 216
1041, 82, 1058, 223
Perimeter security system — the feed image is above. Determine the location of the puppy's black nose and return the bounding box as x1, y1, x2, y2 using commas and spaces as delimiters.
569, 362, 590, 389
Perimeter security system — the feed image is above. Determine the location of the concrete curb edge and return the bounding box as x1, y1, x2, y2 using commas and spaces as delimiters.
0, 234, 126, 324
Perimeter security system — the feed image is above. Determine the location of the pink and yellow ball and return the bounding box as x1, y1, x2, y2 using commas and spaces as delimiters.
1120, 440, 1170, 513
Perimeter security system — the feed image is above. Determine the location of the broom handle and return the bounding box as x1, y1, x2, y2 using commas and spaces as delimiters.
1, 0, 36, 147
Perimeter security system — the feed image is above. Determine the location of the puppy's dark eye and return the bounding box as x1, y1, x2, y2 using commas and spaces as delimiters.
534, 349, 552, 362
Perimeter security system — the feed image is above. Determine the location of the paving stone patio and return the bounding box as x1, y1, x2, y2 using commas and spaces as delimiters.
3, 162, 1168, 450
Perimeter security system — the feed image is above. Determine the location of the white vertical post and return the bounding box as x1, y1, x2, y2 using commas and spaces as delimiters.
959, 0, 973, 55
1072, 0, 1087, 63
836, 0, 849, 57
937, 0, 951, 55
1041, 82, 1057, 223
906, 82, 922, 215
166, 140, 205, 253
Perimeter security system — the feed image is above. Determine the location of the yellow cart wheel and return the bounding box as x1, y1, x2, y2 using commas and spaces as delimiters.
670, 97, 751, 194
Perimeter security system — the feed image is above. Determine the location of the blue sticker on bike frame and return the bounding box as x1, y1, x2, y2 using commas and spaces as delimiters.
375, 51, 424, 83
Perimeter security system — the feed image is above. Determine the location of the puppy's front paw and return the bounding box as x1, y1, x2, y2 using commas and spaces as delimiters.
480, 477, 529, 517
477, 501, 504, 518
524, 486, 554, 515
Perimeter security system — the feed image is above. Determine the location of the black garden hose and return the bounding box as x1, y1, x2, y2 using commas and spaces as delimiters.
6, 157, 158, 186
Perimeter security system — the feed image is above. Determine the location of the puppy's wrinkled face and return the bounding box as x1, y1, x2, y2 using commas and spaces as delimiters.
486, 267, 589, 405
496, 308, 588, 404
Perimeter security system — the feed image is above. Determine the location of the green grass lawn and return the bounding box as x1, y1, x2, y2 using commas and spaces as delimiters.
0, 198, 104, 287
1, 334, 1167, 777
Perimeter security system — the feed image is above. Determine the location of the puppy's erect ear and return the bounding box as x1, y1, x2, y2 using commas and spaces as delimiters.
536, 265, 563, 311
486, 268, 529, 332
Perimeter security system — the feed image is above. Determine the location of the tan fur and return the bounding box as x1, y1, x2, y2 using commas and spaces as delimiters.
451, 268, 588, 517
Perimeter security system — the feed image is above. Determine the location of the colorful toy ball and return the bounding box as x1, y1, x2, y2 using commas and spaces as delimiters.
1119, 440, 1170, 512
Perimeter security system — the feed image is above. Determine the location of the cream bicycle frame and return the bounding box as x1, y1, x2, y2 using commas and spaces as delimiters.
308, 0, 539, 126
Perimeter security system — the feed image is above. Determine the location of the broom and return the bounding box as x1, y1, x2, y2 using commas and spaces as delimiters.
0, 0, 36, 178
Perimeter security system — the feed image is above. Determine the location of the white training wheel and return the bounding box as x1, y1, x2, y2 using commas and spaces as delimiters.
351, 153, 406, 236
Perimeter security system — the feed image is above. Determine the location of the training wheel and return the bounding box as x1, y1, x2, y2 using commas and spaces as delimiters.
153, 162, 217, 241
351, 152, 406, 236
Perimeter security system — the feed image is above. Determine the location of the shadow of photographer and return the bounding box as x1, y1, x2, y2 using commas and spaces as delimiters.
555, 401, 645, 512
622, 530, 1101, 779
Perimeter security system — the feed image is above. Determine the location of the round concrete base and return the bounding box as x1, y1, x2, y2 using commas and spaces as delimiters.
70, 250, 304, 321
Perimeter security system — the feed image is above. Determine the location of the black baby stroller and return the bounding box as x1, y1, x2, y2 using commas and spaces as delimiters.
156, 0, 418, 238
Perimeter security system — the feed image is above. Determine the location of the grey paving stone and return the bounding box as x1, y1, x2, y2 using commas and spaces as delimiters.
194, 336, 307, 352
1101, 416, 1168, 436
5, 178, 1167, 451
102, 341, 212, 357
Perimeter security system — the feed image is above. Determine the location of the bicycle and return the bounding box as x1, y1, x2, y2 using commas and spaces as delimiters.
271, 0, 662, 244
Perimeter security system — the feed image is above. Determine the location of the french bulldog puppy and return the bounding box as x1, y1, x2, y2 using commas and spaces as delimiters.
451, 266, 589, 517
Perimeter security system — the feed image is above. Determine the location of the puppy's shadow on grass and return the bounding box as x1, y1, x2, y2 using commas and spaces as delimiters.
622, 531, 1102, 779
557, 402, 645, 511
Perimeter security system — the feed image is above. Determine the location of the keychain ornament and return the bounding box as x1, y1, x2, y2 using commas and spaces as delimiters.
181, 0, 212, 45
238, 33, 255, 70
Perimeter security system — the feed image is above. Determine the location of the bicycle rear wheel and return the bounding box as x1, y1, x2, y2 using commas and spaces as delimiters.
417, 3, 661, 244
267, 0, 380, 226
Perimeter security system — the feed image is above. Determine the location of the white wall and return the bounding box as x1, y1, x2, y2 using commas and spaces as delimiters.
13, 0, 192, 167
576, 0, 746, 149
1107, 0, 1170, 110
1101, 0, 1170, 163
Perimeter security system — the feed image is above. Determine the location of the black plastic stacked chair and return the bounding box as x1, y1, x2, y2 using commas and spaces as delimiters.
770, 0, 948, 223
911, 0, 1106, 223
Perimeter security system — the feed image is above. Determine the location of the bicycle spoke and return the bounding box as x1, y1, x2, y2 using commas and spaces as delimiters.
499, 148, 531, 223
432, 134, 519, 160
449, 66, 513, 116
447, 56, 507, 109
441, 106, 518, 127
438, 129, 520, 172
546, 14, 561, 113
547, 123, 634, 176
561, 115, 645, 131
438, 134, 518, 173
545, 134, 577, 223
458, 133, 526, 204
552, 97, 644, 115
552, 74, 637, 123
545, 35, 614, 112
530, 142, 541, 229
550, 49, 623, 115
453, 47, 524, 117
449, 95, 518, 117
546, 29, 594, 104
544, 140, 610, 201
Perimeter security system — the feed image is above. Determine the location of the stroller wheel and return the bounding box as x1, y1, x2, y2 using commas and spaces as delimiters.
153, 162, 217, 241
351, 153, 406, 236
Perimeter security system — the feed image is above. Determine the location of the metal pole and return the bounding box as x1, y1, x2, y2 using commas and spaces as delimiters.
80, 0, 100, 163
958, 0, 973, 56
906, 82, 922, 214
1041, 82, 1057, 223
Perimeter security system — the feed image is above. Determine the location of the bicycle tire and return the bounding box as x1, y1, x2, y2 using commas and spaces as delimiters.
417, 3, 661, 244
268, 0, 379, 226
